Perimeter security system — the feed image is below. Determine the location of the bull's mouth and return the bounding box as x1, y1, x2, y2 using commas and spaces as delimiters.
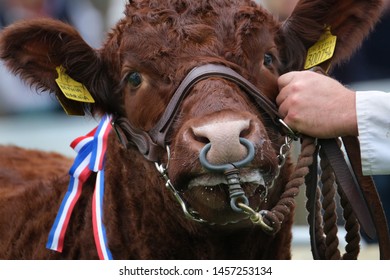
182, 169, 269, 225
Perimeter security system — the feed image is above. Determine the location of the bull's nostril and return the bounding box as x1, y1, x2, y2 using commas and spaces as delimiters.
239, 128, 250, 139
239, 121, 253, 139
195, 135, 210, 145
189, 128, 210, 145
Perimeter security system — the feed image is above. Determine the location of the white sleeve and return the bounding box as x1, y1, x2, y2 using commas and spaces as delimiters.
356, 90, 390, 175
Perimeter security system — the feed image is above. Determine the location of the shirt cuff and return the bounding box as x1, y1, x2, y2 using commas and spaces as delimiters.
356, 90, 390, 175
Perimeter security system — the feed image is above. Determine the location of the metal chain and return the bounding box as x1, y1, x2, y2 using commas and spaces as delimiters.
155, 147, 208, 224
268, 136, 294, 190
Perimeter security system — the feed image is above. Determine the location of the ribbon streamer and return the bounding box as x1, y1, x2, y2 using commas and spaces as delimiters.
46, 115, 113, 260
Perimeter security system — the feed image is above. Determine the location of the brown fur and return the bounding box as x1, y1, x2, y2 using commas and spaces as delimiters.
0, 146, 72, 183
0, 0, 384, 259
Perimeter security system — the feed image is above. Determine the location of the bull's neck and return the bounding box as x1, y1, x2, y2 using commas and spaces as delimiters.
101, 136, 185, 257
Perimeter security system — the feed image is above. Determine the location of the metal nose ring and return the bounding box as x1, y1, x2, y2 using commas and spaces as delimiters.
199, 138, 255, 172
199, 138, 255, 213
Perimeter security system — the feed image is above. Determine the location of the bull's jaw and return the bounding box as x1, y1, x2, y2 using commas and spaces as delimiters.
183, 169, 269, 225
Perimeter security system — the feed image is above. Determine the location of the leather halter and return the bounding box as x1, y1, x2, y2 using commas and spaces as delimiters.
112, 64, 295, 162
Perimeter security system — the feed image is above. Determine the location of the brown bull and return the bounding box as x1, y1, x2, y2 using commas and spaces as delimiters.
0, 0, 384, 259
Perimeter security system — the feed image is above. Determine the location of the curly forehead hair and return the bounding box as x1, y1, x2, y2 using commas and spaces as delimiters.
123, 0, 274, 25
105, 0, 279, 83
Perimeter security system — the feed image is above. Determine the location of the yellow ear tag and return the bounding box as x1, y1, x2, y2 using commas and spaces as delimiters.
55, 66, 95, 103
304, 27, 337, 70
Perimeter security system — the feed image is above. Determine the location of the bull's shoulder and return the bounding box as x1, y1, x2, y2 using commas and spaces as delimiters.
0, 145, 72, 185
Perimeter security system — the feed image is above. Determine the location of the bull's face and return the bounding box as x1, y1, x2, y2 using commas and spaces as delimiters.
0, 0, 384, 225
110, 2, 284, 225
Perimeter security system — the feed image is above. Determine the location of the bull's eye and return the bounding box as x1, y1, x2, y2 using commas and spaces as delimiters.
264, 53, 273, 67
127, 72, 142, 88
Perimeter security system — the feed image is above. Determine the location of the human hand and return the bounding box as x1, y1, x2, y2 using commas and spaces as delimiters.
276, 71, 358, 138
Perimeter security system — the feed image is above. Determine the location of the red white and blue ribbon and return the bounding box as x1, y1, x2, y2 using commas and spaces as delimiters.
46, 114, 113, 260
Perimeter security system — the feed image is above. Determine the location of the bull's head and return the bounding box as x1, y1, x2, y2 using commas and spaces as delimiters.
0, 0, 384, 226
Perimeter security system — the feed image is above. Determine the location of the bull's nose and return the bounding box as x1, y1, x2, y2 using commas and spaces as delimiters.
192, 119, 252, 165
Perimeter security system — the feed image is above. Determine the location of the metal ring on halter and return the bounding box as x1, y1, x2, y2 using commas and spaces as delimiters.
154, 146, 171, 172
199, 138, 255, 172
278, 119, 299, 141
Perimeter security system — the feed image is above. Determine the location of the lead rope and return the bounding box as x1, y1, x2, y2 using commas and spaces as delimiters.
256, 136, 315, 234
318, 141, 360, 260
306, 137, 361, 260
319, 147, 341, 259
338, 184, 360, 259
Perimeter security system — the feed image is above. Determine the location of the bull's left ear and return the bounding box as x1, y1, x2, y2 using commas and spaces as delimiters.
279, 0, 385, 72
0, 18, 115, 116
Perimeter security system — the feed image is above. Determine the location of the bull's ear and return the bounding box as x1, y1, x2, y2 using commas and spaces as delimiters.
279, 0, 385, 72
0, 18, 115, 116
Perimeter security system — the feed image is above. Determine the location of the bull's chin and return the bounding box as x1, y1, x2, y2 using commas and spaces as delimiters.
182, 169, 267, 226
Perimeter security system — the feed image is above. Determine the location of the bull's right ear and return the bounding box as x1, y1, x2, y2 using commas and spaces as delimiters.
279, 0, 385, 72
0, 18, 116, 116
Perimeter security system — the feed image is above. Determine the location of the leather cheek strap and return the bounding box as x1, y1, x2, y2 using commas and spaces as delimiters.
112, 116, 164, 162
